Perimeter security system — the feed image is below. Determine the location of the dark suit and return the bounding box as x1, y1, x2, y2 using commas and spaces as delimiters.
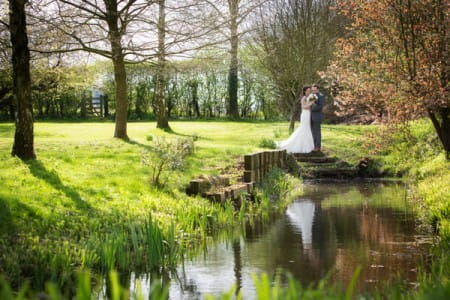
310, 92, 324, 149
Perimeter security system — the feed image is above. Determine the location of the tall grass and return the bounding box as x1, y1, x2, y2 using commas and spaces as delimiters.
0, 270, 169, 300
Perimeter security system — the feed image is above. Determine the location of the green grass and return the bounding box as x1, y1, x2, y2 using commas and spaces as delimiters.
0, 121, 326, 289
1, 120, 448, 298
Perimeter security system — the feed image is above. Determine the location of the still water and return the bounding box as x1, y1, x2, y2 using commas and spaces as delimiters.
138, 182, 431, 299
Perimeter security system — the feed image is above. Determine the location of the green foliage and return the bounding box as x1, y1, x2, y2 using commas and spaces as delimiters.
0, 269, 169, 300
256, 168, 302, 219
258, 138, 276, 149
365, 120, 449, 240
0, 121, 306, 291
0, 120, 448, 298
272, 128, 283, 138
141, 137, 195, 187
240, 269, 359, 300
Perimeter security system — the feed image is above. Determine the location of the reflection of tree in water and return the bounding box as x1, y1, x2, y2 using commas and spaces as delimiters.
232, 238, 242, 294
243, 213, 281, 241
173, 262, 202, 299
316, 197, 422, 290
301, 182, 403, 203
162, 183, 426, 297
282, 182, 423, 290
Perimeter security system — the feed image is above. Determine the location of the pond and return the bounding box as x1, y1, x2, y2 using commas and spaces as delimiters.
129, 182, 432, 299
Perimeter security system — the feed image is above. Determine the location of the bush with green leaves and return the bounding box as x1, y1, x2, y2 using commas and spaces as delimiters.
273, 128, 283, 138
259, 138, 276, 149
142, 137, 195, 187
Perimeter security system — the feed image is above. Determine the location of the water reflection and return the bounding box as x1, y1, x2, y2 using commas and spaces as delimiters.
286, 200, 315, 249
136, 182, 430, 299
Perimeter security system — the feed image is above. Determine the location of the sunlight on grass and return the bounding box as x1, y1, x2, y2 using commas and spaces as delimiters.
0, 121, 371, 289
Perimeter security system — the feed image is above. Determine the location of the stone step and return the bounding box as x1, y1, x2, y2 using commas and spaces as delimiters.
292, 152, 326, 158
299, 160, 352, 169
300, 162, 341, 169
296, 156, 337, 163
303, 167, 359, 178
203, 182, 256, 204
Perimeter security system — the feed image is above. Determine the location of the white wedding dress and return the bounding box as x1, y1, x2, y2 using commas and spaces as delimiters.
277, 109, 315, 153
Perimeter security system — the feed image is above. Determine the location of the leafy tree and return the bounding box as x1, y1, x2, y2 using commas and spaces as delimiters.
34, 0, 158, 139
253, 0, 345, 131
324, 0, 449, 156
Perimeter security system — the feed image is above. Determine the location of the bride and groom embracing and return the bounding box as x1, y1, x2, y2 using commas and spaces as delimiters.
277, 84, 324, 153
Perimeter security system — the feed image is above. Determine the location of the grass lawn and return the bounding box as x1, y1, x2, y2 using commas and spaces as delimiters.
0, 121, 372, 228
1, 120, 449, 298
0, 121, 371, 287
0, 120, 371, 189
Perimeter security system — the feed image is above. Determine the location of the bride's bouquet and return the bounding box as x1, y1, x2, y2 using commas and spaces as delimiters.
306, 94, 318, 103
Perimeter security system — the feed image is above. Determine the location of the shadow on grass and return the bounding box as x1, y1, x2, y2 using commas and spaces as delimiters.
158, 127, 212, 141
0, 195, 41, 235
125, 139, 153, 151
25, 160, 92, 211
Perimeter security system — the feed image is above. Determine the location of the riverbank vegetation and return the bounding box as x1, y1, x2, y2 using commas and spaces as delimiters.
0, 121, 305, 293
1, 120, 448, 298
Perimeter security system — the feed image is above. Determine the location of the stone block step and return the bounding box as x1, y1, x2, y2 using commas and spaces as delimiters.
303, 167, 359, 179
299, 160, 351, 169
292, 152, 326, 158
203, 182, 256, 204
295, 156, 337, 163
300, 162, 341, 169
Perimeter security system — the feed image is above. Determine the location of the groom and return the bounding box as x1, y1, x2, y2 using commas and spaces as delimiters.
310, 84, 324, 152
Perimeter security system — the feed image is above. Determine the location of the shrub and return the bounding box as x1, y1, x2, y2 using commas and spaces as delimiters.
259, 138, 276, 149
273, 128, 283, 138
141, 137, 195, 187
191, 133, 199, 141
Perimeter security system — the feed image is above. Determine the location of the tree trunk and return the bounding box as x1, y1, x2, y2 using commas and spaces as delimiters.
111, 53, 128, 138
80, 90, 87, 117
104, 94, 109, 117
105, 0, 128, 139
190, 80, 200, 117
429, 108, 450, 159
155, 0, 170, 129
10, 0, 36, 160
227, 0, 239, 119
289, 99, 301, 133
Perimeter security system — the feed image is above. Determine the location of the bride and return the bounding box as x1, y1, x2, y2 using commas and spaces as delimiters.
277, 86, 315, 153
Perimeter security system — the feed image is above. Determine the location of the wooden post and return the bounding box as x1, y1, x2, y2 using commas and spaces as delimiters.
281, 150, 287, 168
244, 170, 253, 183
244, 154, 253, 171
265, 151, 270, 174
254, 153, 260, 182
257, 152, 263, 179
274, 151, 280, 168
271, 151, 275, 171
189, 180, 201, 195
260, 152, 264, 176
